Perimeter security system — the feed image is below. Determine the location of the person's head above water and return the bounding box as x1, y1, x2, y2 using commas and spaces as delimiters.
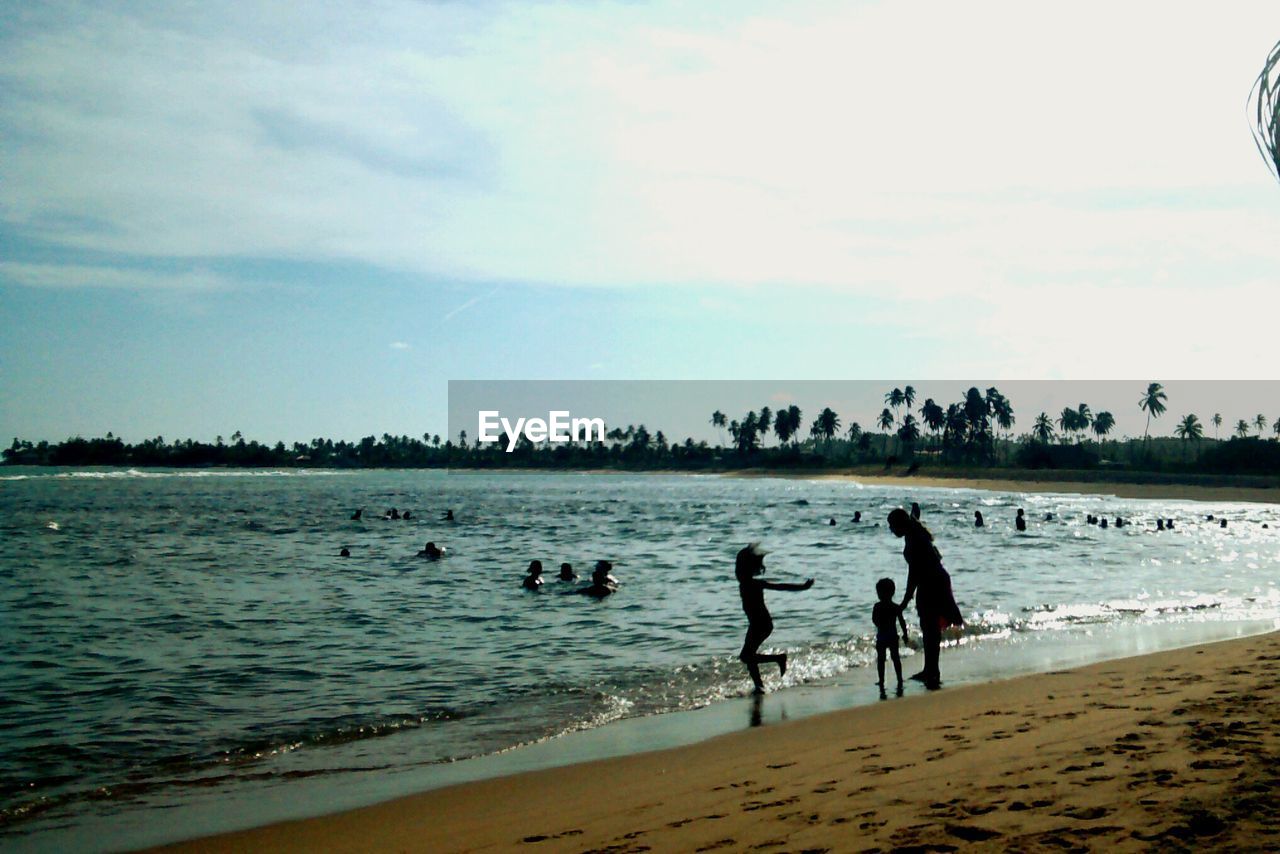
875, 577, 896, 602
735, 542, 767, 581
527, 559, 543, 576
887, 507, 932, 541
558, 562, 575, 579
592, 559, 614, 583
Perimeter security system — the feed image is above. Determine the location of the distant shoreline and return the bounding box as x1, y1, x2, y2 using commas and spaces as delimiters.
723, 467, 1280, 503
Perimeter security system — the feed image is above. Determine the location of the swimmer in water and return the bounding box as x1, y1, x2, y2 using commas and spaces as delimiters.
351, 508, 363, 521
442, 509, 455, 521
402, 510, 413, 520
339, 547, 350, 557
417, 541, 443, 559
911, 502, 921, 521
1015, 509, 1026, 532
974, 511, 984, 528
558, 562, 577, 581
577, 560, 618, 598
735, 543, 813, 693
852, 511, 862, 523
522, 560, 544, 590
829, 517, 837, 526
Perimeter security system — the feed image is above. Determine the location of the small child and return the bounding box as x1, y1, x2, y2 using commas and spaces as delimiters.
873, 577, 909, 697
736, 544, 813, 693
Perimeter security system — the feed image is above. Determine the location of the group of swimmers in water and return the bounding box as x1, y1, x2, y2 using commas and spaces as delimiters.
521, 559, 620, 597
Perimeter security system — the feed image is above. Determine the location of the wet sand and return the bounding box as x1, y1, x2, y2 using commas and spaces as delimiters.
155, 630, 1280, 852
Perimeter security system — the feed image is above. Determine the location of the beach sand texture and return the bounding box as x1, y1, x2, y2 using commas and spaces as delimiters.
160, 630, 1280, 852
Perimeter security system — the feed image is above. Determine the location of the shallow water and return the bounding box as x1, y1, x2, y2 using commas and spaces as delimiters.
1, 468, 1277, 849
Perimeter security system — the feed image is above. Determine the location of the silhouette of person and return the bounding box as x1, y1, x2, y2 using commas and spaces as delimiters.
888, 508, 963, 690
442, 509, 455, 521
417, 541, 443, 559
829, 517, 837, 526
852, 511, 862, 523
1015, 509, 1026, 532
350, 508, 363, 521
1157, 518, 1165, 531
339, 547, 350, 557
522, 560, 544, 590
577, 560, 618, 598
1115, 517, 1125, 528
1100, 517, 1108, 529
558, 562, 577, 581
1167, 519, 1175, 529
911, 502, 921, 521
402, 510, 413, 520
974, 511, 984, 528
873, 577, 909, 698
1221, 518, 1228, 528
735, 543, 813, 693
384, 508, 400, 520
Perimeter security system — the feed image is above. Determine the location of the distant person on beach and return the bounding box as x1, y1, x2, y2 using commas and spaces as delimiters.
911, 502, 921, 521
577, 560, 618, 598
735, 543, 813, 693
522, 560, 544, 590
558, 562, 577, 581
873, 577, 909, 697
418, 541, 443, 559
974, 511, 984, 528
1157, 519, 1165, 531
888, 508, 963, 690
1015, 509, 1026, 532
351, 508, 363, 521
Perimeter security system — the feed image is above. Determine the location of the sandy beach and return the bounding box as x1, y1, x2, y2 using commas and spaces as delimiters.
156, 630, 1280, 852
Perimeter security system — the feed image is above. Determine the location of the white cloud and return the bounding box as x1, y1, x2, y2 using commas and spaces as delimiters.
2, 0, 1279, 322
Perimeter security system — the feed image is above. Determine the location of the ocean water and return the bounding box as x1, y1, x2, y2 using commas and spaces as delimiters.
1, 468, 1278, 850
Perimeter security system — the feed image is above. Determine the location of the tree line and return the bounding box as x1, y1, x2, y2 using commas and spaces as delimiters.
6, 382, 1280, 474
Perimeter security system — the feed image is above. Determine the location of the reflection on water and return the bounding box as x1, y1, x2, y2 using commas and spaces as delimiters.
1, 468, 1277, 845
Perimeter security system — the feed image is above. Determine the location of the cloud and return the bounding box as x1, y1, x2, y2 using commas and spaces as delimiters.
390, 341, 411, 350
0, 261, 230, 291
2, 0, 1278, 311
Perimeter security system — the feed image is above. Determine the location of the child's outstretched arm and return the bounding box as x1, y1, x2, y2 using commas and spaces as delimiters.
762, 578, 814, 592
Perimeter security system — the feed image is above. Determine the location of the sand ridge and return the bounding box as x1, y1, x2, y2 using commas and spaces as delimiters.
159, 631, 1280, 852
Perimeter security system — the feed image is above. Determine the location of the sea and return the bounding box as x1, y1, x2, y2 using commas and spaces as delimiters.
1, 468, 1277, 851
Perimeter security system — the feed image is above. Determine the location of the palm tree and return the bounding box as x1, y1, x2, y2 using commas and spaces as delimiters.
1075, 404, 1093, 440
1092, 411, 1115, 443
1249, 36, 1280, 184
897, 414, 921, 451
1174, 414, 1203, 463
1273, 416, 1280, 441
1255, 414, 1268, 436
1212, 413, 1223, 440
846, 421, 862, 443
1235, 419, 1251, 439
885, 388, 905, 426
710, 411, 727, 447
1033, 412, 1055, 444
817, 407, 841, 446
903, 386, 917, 415
757, 407, 772, 446
920, 398, 945, 448
774, 410, 795, 446
1138, 382, 1168, 444
986, 387, 1015, 459
878, 408, 895, 433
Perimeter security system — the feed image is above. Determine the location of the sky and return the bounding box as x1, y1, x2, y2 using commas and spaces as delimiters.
2, 0, 1280, 444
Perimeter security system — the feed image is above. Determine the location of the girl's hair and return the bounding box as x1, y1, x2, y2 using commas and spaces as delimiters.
887, 507, 934, 543
735, 543, 765, 581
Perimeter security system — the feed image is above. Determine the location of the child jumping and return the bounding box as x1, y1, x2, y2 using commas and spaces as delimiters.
873, 577, 909, 697
735, 543, 813, 693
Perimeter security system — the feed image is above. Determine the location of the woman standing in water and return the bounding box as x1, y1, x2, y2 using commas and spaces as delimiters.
887, 508, 963, 690
735, 543, 813, 693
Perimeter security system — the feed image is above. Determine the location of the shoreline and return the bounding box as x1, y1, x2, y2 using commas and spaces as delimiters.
153, 629, 1280, 852
726, 469, 1280, 503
